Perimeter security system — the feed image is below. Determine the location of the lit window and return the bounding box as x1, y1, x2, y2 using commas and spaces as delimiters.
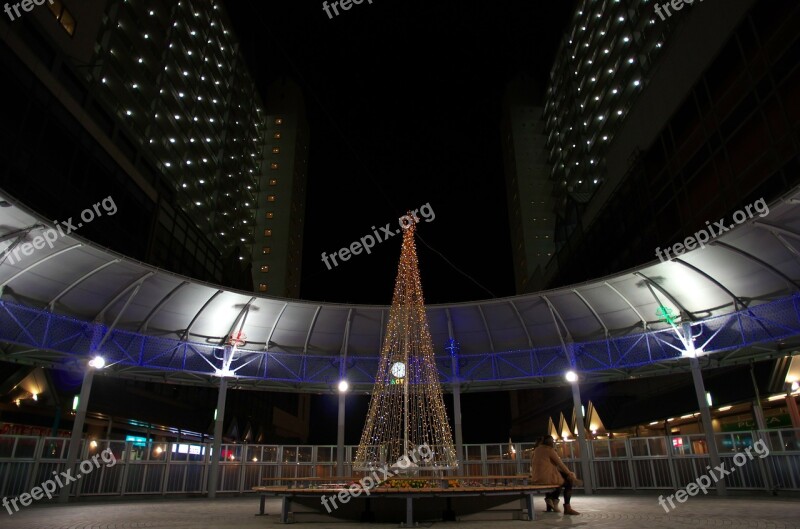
274, 118, 283, 125
262, 247, 271, 255
272, 147, 280, 154
270, 163, 279, 170
260, 265, 270, 273
273, 132, 281, 139
267, 195, 276, 202
264, 229, 272, 237
269, 178, 278, 186
258, 283, 268, 292
48, 0, 76, 37
265, 212, 274, 219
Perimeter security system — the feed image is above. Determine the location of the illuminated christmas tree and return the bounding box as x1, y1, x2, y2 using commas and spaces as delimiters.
353, 219, 457, 470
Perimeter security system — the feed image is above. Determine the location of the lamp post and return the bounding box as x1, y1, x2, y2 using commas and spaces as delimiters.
336, 379, 348, 478
59, 356, 105, 502
208, 337, 240, 499
682, 321, 726, 496
565, 370, 592, 495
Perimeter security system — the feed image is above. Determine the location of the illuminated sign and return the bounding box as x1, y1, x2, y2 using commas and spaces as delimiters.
171, 443, 205, 455
125, 436, 148, 447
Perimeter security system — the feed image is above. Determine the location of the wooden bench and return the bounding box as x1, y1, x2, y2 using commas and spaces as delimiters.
254, 475, 560, 524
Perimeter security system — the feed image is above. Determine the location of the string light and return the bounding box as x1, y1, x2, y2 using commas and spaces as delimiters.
354, 219, 457, 470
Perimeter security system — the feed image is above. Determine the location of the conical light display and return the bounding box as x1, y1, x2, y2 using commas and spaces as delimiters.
353, 219, 457, 470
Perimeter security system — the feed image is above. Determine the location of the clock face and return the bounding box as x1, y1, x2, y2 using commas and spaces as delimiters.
391, 362, 406, 378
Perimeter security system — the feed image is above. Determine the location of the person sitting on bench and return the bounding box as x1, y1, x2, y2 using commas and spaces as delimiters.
530, 436, 580, 515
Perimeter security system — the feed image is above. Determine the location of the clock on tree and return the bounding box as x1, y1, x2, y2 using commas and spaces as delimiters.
391, 361, 406, 379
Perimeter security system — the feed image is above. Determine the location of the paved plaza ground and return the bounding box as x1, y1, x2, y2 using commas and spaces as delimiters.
0, 494, 797, 528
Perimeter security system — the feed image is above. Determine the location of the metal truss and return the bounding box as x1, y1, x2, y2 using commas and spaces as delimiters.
1, 295, 799, 392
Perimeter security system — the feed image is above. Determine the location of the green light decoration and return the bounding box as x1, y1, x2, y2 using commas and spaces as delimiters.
353, 220, 457, 471
656, 305, 677, 325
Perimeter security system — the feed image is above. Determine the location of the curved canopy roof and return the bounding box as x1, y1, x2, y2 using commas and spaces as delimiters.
1, 187, 800, 392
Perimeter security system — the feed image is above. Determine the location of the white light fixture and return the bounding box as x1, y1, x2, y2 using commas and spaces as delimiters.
717, 406, 732, 412
88, 356, 106, 369
565, 370, 578, 383
338, 380, 349, 392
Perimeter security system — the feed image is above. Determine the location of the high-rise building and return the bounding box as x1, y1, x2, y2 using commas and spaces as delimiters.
253, 78, 309, 298
502, 75, 555, 293
0, 0, 308, 295
88, 1, 264, 265
510, 0, 800, 434
0, 0, 310, 441
528, 0, 799, 289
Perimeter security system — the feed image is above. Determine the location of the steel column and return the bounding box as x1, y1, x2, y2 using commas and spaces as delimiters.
58, 368, 94, 502
207, 376, 228, 498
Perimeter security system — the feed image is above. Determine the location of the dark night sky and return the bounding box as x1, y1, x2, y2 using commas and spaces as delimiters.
224, 0, 576, 443
225, 0, 576, 305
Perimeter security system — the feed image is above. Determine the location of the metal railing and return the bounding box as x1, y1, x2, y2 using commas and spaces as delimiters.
1, 429, 798, 499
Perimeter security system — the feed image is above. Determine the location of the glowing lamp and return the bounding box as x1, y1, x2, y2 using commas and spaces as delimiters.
88, 356, 106, 369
